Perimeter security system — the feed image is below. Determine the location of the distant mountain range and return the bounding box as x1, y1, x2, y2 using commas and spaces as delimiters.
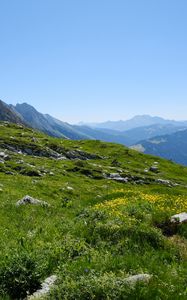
1, 99, 187, 165
120, 123, 187, 145
82, 115, 187, 131
131, 130, 187, 166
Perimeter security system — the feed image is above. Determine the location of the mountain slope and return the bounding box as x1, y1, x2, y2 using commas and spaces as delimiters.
73, 125, 133, 145
14, 103, 90, 140
0, 122, 187, 299
2, 100, 187, 168
0, 100, 24, 124
122, 123, 187, 145
12, 102, 133, 144
131, 129, 187, 165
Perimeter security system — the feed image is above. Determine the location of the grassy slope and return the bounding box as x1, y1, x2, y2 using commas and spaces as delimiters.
0, 122, 187, 299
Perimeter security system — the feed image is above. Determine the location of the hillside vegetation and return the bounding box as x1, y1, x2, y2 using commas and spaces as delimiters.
2, 99, 187, 166
0, 122, 187, 299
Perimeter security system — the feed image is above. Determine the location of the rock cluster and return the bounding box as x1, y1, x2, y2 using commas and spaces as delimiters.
66, 149, 102, 160
104, 173, 152, 185
156, 178, 178, 187
105, 173, 128, 182
0, 143, 101, 161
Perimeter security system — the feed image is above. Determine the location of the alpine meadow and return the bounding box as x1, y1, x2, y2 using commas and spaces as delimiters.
1, 0, 187, 299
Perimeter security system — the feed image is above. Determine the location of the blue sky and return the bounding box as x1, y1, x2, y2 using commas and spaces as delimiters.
0, 0, 187, 123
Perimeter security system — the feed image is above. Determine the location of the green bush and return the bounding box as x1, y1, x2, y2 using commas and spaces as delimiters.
49, 269, 187, 300
60, 235, 89, 260
0, 252, 42, 299
49, 271, 132, 300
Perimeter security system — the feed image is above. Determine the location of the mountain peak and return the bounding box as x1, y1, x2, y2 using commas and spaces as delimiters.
84, 115, 186, 131
0, 100, 24, 124
15, 102, 37, 113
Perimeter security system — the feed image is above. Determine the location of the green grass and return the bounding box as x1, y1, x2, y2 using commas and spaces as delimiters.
0, 122, 187, 299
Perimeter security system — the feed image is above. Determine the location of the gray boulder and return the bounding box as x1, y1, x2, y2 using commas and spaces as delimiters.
16, 195, 48, 206
105, 173, 128, 182
28, 275, 57, 299
156, 178, 179, 187
0, 151, 10, 161
171, 212, 187, 224
149, 166, 159, 173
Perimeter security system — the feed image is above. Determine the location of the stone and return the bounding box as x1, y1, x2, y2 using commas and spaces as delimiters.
149, 166, 159, 173
57, 156, 67, 160
16, 195, 48, 206
3, 154, 10, 161
17, 159, 24, 164
24, 148, 33, 155
28, 275, 57, 299
155, 178, 179, 187
171, 212, 187, 224
109, 173, 122, 179
156, 179, 170, 185
125, 274, 152, 285
66, 186, 74, 190
22, 169, 42, 177
156, 179, 179, 187
0, 151, 10, 160
45, 148, 62, 159
105, 173, 128, 182
5, 171, 14, 175
0, 152, 6, 157
134, 179, 145, 185
66, 150, 102, 160
26, 163, 35, 168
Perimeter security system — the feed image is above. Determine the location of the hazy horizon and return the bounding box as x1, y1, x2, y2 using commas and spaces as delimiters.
1, 1, 187, 123
2, 99, 187, 125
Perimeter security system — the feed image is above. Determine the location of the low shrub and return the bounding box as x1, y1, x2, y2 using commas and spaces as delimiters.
0, 252, 42, 299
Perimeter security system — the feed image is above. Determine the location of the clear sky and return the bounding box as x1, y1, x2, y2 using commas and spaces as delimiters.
0, 0, 187, 123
